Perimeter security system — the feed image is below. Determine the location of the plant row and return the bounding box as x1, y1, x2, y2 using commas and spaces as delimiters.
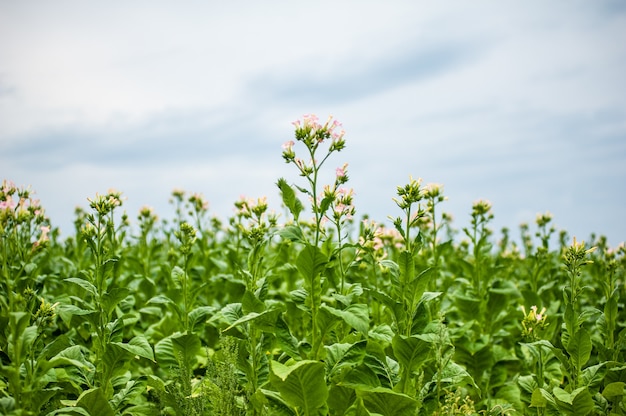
1, 115, 625, 415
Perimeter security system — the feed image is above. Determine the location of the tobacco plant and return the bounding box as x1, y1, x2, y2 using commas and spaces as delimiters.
0, 115, 624, 416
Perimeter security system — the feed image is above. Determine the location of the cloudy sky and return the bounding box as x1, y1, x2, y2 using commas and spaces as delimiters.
1, 1, 625, 247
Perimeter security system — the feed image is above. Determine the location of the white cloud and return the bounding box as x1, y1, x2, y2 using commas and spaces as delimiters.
1, 1, 625, 246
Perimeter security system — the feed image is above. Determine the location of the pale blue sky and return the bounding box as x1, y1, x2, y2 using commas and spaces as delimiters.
1, 1, 625, 247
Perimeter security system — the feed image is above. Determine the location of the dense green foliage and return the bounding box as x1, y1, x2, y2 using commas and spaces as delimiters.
1, 116, 625, 415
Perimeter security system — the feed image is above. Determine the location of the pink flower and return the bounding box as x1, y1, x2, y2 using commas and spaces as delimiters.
335, 163, 348, 179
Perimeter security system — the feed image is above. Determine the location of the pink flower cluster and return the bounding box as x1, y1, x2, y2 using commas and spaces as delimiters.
1, 179, 51, 248
283, 114, 346, 163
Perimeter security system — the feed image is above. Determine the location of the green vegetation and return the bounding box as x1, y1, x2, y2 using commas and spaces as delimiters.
1, 115, 624, 415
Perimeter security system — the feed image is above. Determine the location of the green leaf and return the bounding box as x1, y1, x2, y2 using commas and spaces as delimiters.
392, 334, 432, 374
280, 224, 306, 243
242, 289, 265, 314
368, 324, 394, 346
110, 377, 147, 413
171, 265, 185, 286
530, 388, 547, 408
64, 277, 97, 297
321, 304, 369, 334
277, 178, 304, 221
270, 360, 328, 415
356, 386, 418, 416
111, 336, 155, 362
327, 385, 357, 415
297, 245, 327, 286
581, 362, 606, 388
155, 332, 201, 369
222, 307, 281, 334
602, 382, 626, 398
566, 328, 592, 372
261, 389, 298, 416
45, 345, 91, 372
344, 397, 371, 416
101, 287, 130, 317
188, 306, 215, 332
552, 387, 594, 416
275, 314, 300, 360
397, 250, 414, 287
325, 341, 367, 382
76, 388, 115, 416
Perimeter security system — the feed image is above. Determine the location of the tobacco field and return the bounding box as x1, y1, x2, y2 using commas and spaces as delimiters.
1, 115, 625, 415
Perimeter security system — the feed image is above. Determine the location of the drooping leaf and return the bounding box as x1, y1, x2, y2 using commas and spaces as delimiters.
277, 178, 304, 221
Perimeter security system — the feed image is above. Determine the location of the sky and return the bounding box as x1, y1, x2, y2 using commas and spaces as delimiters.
1, 1, 625, 248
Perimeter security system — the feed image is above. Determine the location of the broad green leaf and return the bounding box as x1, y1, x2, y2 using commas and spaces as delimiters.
261, 389, 298, 416
155, 332, 201, 369
110, 377, 147, 413
242, 289, 265, 314
296, 245, 327, 286
112, 336, 155, 362
321, 303, 369, 334
147, 294, 176, 306
325, 341, 367, 381
188, 305, 215, 332
435, 361, 478, 390
581, 362, 606, 388
102, 343, 133, 382
171, 265, 185, 286
45, 345, 91, 372
602, 382, 626, 398
566, 328, 592, 371
344, 397, 371, 416
280, 224, 306, 243
76, 388, 115, 416
552, 386, 594, 416
530, 388, 547, 408
327, 384, 357, 415
356, 386, 418, 416
368, 324, 394, 346
101, 287, 130, 317
392, 334, 432, 373
222, 307, 281, 334
64, 277, 97, 297
270, 360, 328, 415
56, 304, 95, 327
